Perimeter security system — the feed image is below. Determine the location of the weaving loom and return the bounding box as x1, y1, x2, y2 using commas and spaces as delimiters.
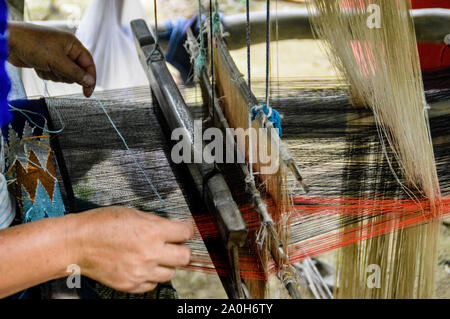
43, 80, 449, 298
10, 0, 450, 299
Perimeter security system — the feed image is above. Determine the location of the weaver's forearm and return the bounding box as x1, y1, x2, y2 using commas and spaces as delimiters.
0, 214, 79, 298
0, 206, 194, 297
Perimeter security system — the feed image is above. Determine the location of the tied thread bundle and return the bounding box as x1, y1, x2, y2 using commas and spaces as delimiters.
308, 0, 442, 298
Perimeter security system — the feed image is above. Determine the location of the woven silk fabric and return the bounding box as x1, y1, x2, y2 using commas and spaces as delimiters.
2, 99, 66, 224
0, 173, 15, 229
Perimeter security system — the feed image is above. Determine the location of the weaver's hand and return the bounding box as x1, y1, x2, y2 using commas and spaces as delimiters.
75, 207, 193, 293
7, 22, 96, 97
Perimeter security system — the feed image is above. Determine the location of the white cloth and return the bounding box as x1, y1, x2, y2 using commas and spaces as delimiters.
75, 0, 149, 90
22, 0, 149, 97
0, 173, 15, 229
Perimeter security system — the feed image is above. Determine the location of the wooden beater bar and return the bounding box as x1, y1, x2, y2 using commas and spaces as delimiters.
131, 19, 249, 299
185, 26, 302, 298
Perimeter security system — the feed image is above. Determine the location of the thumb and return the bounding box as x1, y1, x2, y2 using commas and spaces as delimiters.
67, 40, 97, 97
52, 56, 96, 95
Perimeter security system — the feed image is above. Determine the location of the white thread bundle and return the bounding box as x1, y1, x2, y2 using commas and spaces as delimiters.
308, 0, 442, 298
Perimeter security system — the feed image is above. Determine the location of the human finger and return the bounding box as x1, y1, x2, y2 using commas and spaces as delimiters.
156, 220, 194, 244
158, 243, 191, 267
148, 266, 177, 283
67, 39, 97, 96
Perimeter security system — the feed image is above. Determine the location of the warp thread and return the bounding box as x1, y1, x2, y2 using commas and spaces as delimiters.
8, 102, 64, 134
92, 94, 168, 209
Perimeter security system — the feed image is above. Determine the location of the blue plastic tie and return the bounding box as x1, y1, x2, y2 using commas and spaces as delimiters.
251, 104, 282, 137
